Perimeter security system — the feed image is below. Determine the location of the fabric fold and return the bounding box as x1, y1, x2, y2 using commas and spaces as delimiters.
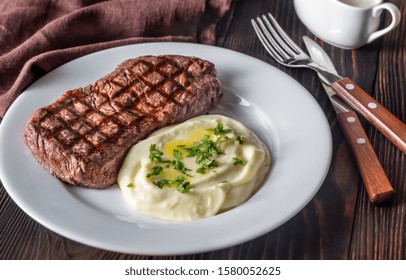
0, 0, 231, 117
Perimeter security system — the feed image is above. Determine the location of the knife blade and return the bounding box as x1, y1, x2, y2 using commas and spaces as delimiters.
303, 36, 394, 204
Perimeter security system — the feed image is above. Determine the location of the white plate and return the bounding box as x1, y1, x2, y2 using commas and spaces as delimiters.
0, 42, 332, 255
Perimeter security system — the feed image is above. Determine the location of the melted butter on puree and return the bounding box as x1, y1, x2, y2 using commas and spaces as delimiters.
117, 115, 271, 222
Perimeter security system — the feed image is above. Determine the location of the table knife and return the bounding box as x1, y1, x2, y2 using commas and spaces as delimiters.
303, 36, 394, 204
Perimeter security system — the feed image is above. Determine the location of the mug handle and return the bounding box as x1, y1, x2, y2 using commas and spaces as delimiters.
367, 3, 401, 44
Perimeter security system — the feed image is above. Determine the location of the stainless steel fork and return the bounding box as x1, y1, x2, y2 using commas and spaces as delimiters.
251, 13, 343, 84
251, 13, 406, 155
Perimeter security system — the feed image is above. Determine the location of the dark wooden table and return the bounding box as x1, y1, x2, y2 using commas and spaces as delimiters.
1, 0, 405, 260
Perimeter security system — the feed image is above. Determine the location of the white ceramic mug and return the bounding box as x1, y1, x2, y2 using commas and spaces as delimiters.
293, 0, 401, 49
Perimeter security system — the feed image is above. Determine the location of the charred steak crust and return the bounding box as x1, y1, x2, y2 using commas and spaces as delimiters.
24, 55, 222, 189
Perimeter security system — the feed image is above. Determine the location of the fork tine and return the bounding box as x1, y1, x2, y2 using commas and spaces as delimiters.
252, 12, 311, 68
251, 18, 285, 63
261, 15, 296, 59
265, 13, 301, 55
256, 16, 292, 60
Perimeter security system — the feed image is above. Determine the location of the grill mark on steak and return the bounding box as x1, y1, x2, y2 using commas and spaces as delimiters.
24, 55, 222, 188
131, 59, 187, 107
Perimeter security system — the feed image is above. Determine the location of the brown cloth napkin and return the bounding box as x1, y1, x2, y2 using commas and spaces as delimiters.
0, 0, 231, 117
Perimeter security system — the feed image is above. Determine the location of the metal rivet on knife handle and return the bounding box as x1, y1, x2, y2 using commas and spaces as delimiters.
368, 102, 377, 109
333, 77, 406, 155
357, 138, 366, 144
345, 83, 355, 90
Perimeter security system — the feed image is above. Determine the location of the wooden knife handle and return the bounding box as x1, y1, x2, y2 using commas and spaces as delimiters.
337, 110, 394, 204
333, 77, 406, 155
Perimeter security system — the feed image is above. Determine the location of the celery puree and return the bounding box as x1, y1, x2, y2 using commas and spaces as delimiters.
117, 115, 271, 222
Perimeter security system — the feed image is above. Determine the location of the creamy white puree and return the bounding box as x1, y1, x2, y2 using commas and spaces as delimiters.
117, 115, 271, 222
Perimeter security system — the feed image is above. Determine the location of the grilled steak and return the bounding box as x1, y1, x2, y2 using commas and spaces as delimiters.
24, 55, 222, 189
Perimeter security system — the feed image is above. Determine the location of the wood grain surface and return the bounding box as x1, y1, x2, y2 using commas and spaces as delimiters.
1, 0, 405, 260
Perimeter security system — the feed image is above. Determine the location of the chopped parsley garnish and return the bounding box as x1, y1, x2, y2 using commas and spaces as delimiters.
153, 179, 174, 189
126, 182, 135, 188
153, 176, 191, 193
146, 164, 163, 178
173, 149, 183, 160
146, 122, 247, 193
149, 144, 163, 161
208, 122, 233, 135
235, 134, 244, 144
175, 176, 191, 193
233, 157, 245, 166
181, 134, 222, 174
196, 158, 217, 174
171, 159, 192, 175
